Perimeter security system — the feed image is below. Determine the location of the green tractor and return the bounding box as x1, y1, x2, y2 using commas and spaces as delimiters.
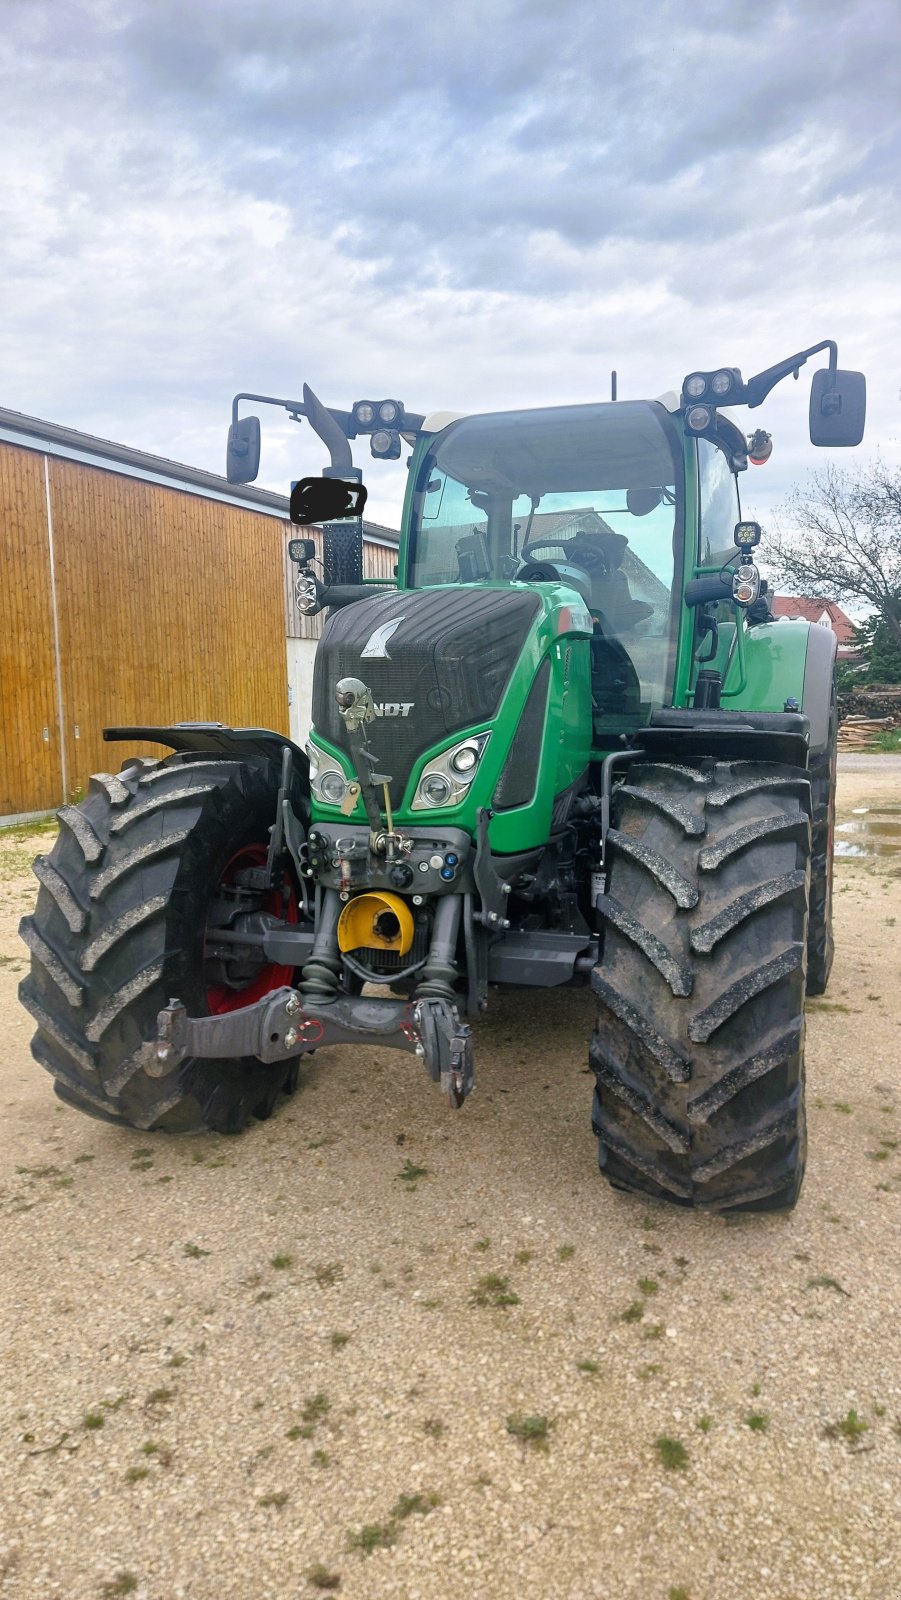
20, 341, 866, 1212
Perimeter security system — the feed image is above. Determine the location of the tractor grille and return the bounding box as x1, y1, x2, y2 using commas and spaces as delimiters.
312, 588, 540, 806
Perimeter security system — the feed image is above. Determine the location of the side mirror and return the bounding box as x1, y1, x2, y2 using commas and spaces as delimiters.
226, 415, 261, 483
289, 476, 368, 525
809, 368, 866, 447
626, 487, 663, 517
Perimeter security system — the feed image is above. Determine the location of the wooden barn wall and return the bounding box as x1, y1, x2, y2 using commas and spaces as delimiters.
47, 457, 291, 788
0, 444, 62, 814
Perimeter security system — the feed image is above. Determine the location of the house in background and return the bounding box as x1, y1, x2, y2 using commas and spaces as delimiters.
772, 596, 861, 663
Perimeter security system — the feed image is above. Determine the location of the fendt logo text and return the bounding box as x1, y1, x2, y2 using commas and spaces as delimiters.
372, 702, 414, 717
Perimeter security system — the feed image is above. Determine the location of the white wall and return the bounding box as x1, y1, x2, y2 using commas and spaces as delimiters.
286, 637, 318, 747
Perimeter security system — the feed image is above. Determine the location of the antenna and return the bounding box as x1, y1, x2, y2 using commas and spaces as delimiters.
611, 370, 617, 401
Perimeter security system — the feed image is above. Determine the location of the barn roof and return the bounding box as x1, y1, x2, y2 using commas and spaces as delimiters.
772, 595, 856, 644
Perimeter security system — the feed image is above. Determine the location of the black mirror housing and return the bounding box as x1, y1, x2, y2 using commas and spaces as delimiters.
226, 415, 261, 483
809, 368, 866, 447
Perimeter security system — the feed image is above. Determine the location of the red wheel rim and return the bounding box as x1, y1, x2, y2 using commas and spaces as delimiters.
206, 843, 299, 1015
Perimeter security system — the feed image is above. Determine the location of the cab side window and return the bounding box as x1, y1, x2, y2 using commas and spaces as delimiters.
697, 439, 740, 566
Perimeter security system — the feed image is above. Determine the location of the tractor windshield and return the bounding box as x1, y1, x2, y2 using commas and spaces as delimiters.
408, 400, 684, 727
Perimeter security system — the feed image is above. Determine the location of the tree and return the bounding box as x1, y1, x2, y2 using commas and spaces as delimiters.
768, 460, 901, 648
850, 610, 901, 685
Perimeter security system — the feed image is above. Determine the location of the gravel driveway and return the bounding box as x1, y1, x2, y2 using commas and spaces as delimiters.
1, 761, 899, 1600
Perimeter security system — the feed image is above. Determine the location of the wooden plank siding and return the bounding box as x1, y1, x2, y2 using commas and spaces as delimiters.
46, 456, 291, 789
0, 444, 62, 813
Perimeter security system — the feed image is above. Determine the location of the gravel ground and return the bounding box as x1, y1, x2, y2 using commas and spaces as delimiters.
1, 759, 899, 1600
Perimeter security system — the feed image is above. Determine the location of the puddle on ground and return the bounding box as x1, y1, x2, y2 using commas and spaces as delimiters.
835, 804, 901, 858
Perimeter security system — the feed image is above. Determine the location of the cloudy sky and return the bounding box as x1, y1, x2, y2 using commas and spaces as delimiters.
1, 0, 899, 530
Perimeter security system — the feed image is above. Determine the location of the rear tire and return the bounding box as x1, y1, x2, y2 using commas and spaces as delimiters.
19, 755, 309, 1134
806, 690, 837, 996
590, 759, 810, 1213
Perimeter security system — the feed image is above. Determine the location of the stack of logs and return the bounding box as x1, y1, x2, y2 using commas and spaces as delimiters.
836, 686, 901, 750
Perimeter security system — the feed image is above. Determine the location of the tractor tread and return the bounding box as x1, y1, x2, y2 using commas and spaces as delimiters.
57, 804, 105, 862
18, 917, 85, 1008
81, 897, 168, 973
699, 814, 810, 871
84, 961, 165, 1045
595, 892, 693, 996
686, 1026, 802, 1123
589, 1057, 690, 1153
591, 972, 690, 1082
31, 856, 87, 933
89, 831, 192, 899
18, 979, 99, 1077
604, 829, 698, 908
688, 945, 804, 1044
109, 782, 220, 833
89, 772, 131, 807
615, 784, 706, 835
690, 870, 807, 954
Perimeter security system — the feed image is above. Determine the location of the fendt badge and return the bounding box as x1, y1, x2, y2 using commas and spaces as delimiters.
361, 617, 405, 659
372, 702, 413, 717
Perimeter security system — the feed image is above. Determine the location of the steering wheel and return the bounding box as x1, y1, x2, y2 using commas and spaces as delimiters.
520, 535, 610, 577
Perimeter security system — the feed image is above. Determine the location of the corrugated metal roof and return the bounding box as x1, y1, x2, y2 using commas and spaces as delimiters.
0, 404, 398, 544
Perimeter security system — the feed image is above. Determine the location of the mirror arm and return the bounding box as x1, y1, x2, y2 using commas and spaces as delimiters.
744, 339, 838, 408
230, 389, 356, 471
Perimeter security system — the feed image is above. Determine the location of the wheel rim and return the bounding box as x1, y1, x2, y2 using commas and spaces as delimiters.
206, 843, 299, 1015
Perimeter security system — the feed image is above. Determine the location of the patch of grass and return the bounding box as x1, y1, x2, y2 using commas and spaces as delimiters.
668, 1588, 692, 1600
397, 1159, 428, 1184
557, 1244, 575, 1262
83, 1411, 104, 1430
306, 1565, 342, 1591
329, 1331, 351, 1350
655, 1436, 689, 1471
346, 1522, 396, 1554
745, 1412, 768, 1433
303, 1392, 331, 1426
100, 1575, 138, 1599
183, 1242, 210, 1259
720, 1289, 734, 1303
806, 1275, 850, 1296
474, 1236, 491, 1252
833, 1100, 853, 1113
423, 1418, 444, 1439
874, 1404, 886, 1418
146, 1387, 175, 1407
620, 1300, 644, 1323
471, 1273, 520, 1308
869, 1149, 890, 1161
258, 1491, 289, 1509
638, 1363, 661, 1380
513, 1248, 534, 1265
697, 1415, 712, 1433
73, 1153, 95, 1163
167, 1353, 186, 1368
506, 1413, 553, 1451
575, 1358, 599, 1374
270, 1253, 293, 1270
823, 1408, 869, 1445
642, 1323, 665, 1341
391, 1490, 442, 1520
313, 1262, 344, 1288
640, 1213, 658, 1230
642, 1240, 662, 1255
312, 1448, 331, 1468
750, 1381, 761, 1398
124, 1465, 149, 1483
637, 1276, 658, 1295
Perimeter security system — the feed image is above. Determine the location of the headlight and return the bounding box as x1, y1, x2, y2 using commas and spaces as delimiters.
306, 741, 350, 808
710, 369, 733, 397
413, 733, 490, 810
420, 772, 453, 807
684, 373, 707, 399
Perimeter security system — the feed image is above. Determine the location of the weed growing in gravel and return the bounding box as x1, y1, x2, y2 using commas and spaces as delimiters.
391, 1491, 442, 1519
287, 1392, 331, 1441
312, 1449, 331, 1468
270, 1253, 293, 1270
397, 1159, 428, 1185
638, 1364, 661, 1381
668, 1588, 692, 1600
141, 1441, 159, 1456
183, 1242, 210, 1259
167, 1353, 186, 1368
620, 1300, 644, 1323
655, 1436, 689, 1470
640, 1213, 658, 1230
124, 1466, 149, 1483
306, 1565, 341, 1590
513, 1248, 534, 1265
833, 1101, 853, 1114
423, 1418, 444, 1439
557, 1244, 575, 1262
745, 1413, 768, 1432
100, 1575, 138, 1598
474, 1236, 491, 1252
642, 1240, 662, 1255
471, 1273, 520, 1308
575, 1359, 599, 1374
506, 1413, 553, 1451
750, 1381, 761, 1398
146, 1387, 175, 1407
346, 1522, 396, 1554
83, 1411, 104, 1430
258, 1491, 289, 1509
637, 1276, 658, 1295
642, 1323, 665, 1341
720, 1290, 734, 1303
329, 1331, 351, 1349
806, 1275, 850, 1296
697, 1416, 712, 1433
823, 1409, 869, 1445
313, 1262, 344, 1288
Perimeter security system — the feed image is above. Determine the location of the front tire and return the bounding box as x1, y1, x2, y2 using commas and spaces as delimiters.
590, 760, 810, 1213
19, 755, 309, 1134
806, 690, 837, 996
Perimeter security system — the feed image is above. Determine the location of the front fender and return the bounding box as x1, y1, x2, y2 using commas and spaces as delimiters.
737, 622, 835, 753
104, 722, 311, 780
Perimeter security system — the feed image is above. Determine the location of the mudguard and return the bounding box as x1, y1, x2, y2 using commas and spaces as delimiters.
104, 723, 310, 777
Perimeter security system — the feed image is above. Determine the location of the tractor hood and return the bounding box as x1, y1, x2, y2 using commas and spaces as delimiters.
311, 587, 541, 806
